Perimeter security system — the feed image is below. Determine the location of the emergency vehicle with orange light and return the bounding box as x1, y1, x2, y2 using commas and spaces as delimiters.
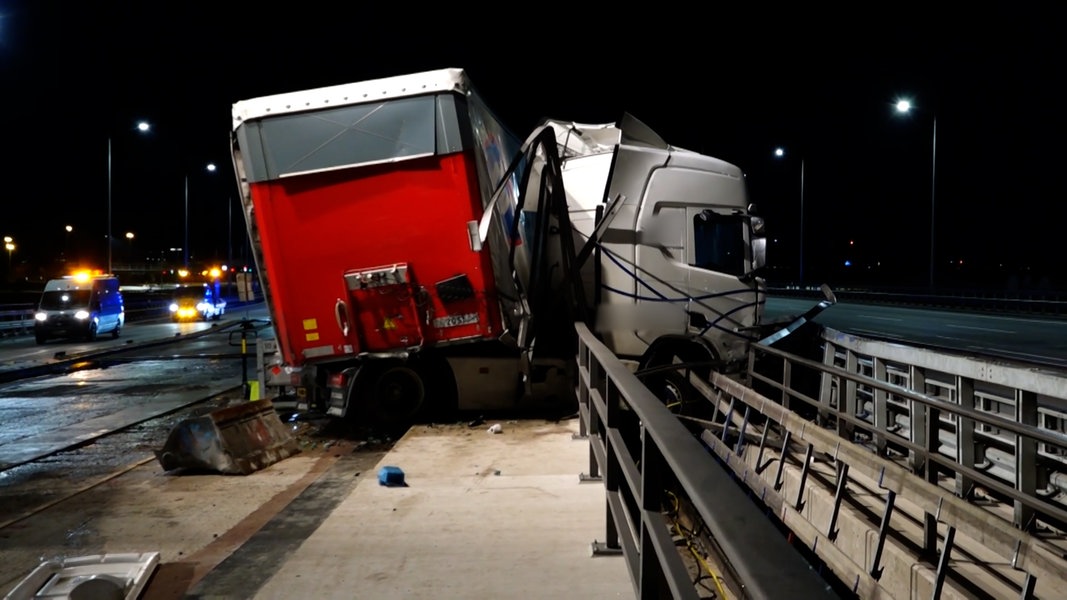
34, 272, 125, 344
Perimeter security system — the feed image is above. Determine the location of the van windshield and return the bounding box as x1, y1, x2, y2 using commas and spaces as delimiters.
40, 290, 91, 310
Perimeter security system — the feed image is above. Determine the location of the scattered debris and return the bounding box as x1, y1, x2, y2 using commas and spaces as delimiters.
487, 423, 503, 434
155, 400, 301, 475
4, 552, 159, 600
378, 465, 407, 487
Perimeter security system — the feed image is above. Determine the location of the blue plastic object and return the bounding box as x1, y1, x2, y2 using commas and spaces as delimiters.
378, 465, 406, 487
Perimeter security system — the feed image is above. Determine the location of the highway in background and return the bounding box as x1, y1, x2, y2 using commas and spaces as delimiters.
766, 296, 1067, 370
3, 294, 1067, 372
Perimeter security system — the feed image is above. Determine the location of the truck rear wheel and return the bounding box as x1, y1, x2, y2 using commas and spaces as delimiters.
364, 362, 426, 426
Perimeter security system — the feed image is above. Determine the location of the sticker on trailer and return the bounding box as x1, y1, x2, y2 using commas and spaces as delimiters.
433, 313, 479, 329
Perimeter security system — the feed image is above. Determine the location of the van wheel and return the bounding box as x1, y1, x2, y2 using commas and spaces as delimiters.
112, 324, 121, 339
86, 324, 97, 341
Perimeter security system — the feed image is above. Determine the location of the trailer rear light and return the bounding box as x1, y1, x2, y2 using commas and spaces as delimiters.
328, 372, 347, 388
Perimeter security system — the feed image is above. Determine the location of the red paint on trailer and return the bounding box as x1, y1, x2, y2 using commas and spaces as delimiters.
248, 151, 501, 367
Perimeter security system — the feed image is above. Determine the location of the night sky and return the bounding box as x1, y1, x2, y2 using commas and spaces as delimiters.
1, 3, 1065, 291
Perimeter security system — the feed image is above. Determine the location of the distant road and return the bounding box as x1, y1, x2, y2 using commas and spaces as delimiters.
766, 296, 1067, 369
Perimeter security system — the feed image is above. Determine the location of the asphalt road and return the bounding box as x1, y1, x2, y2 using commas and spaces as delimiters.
0, 306, 397, 598
765, 296, 1067, 369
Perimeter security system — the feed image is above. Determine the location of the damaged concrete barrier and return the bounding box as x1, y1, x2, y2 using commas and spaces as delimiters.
155, 399, 301, 475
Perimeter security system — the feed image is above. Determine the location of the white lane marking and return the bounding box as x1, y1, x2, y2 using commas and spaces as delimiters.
851, 329, 904, 340
857, 315, 903, 322
945, 324, 1015, 334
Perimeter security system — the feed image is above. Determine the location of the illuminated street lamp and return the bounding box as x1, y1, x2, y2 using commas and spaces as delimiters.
125, 232, 135, 265
109, 121, 151, 274
774, 147, 806, 286
893, 98, 937, 289
4, 237, 14, 273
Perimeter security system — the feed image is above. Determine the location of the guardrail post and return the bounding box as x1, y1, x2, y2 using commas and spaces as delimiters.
869, 489, 896, 580
795, 443, 814, 511
818, 341, 836, 427
908, 365, 929, 475
240, 320, 253, 398
734, 406, 751, 456
838, 349, 858, 441
781, 358, 792, 410
923, 401, 942, 557
954, 376, 976, 500
1015, 389, 1038, 530
773, 430, 791, 491
873, 357, 888, 456
931, 525, 957, 599
826, 462, 850, 541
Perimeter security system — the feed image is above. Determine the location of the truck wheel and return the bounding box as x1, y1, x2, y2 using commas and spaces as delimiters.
366, 363, 426, 426
650, 370, 697, 415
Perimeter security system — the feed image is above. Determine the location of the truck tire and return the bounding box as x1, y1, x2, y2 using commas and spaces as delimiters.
363, 361, 426, 426
647, 369, 698, 415
638, 338, 720, 420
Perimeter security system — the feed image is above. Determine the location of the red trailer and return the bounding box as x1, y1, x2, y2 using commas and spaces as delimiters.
231, 68, 580, 423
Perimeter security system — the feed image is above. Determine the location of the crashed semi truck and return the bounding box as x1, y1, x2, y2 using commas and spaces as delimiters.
229, 67, 771, 423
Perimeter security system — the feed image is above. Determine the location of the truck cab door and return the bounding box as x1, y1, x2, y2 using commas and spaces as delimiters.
632, 204, 689, 346
683, 206, 758, 339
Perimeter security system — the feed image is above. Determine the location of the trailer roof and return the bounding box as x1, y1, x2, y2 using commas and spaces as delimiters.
231, 68, 471, 130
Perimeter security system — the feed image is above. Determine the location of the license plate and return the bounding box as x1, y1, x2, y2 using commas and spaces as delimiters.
433, 312, 479, 329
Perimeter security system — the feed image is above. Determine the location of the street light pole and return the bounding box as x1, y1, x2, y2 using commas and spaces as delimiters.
227, 196, 233, 267
3, 237, 14, 278
929, 117, 937, 290
125, 232, 135, 266
799, 157, 806, 287
185, 163, 218, 270
108, 121, 151, 275
184, 175, 189, 269
894, 99, 937, 289
107, 137, 112, 274
774, 148, 806, 286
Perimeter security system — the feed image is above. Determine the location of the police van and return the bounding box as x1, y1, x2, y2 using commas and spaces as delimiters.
34, 274, 125, 344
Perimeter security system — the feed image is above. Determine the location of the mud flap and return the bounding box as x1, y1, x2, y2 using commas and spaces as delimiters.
155, 400, 301, 475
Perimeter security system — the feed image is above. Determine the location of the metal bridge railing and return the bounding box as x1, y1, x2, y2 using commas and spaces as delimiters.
574, 322, 838, 600
0, 305, 34, 336
725, 326, 1067, 598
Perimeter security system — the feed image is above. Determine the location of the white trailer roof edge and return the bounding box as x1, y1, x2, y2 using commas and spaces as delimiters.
232, 67, 471, 131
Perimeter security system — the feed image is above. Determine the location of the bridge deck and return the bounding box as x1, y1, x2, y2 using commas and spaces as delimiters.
206, 418, 634, 599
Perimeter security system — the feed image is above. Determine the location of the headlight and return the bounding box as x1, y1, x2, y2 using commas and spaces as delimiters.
74, 310, 91, 320
35, 312, 47, 321
169, 303, 179, 312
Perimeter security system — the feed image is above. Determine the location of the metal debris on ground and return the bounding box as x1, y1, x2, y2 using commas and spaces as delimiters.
155, 399, 301, 475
